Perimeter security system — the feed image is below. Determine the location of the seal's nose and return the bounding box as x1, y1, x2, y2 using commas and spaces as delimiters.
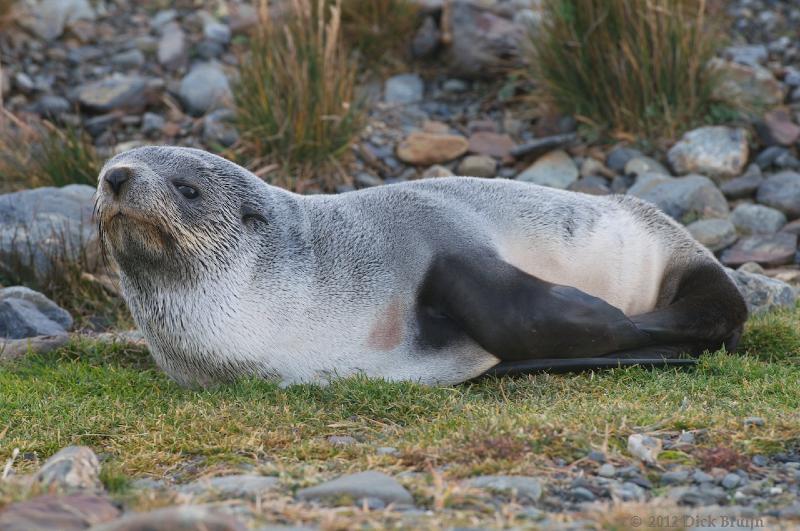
104, 167, 131, 196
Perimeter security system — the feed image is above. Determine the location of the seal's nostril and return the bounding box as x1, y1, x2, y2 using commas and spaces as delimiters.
105, 167, 132, 196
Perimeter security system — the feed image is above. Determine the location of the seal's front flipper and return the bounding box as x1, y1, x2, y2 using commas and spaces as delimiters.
417, 252, 655, 361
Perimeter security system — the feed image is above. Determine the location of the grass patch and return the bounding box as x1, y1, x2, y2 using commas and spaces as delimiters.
528, 0, 726, 141
0, 114, 101, 192
1, 303, 798, 485
233, 0, 364, 190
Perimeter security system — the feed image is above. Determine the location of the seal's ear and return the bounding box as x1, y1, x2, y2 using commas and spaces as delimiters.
241, 203, 268, 226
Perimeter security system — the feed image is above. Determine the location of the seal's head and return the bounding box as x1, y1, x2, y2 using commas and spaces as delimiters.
95, 146, 269, 283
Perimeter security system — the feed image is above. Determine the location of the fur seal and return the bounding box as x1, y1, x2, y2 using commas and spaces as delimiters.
95, 147, 747, 387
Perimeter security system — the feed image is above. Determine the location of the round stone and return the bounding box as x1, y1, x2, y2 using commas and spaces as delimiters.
397, 132, 469, 166
667, 126, 749, 181
516, 150, 579, 189
687, 218, 737, 251
730, 204, 787, 235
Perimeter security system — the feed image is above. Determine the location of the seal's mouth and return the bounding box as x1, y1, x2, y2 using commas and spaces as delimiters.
96, 199, 175, 262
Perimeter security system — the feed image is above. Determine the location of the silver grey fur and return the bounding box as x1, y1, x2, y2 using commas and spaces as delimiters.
96, 146, 721, 387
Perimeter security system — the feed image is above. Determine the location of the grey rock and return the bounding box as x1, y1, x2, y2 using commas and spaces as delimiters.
34, 95, 70, 118
204, 22, 232, 44
421, 165, 455, 178
721, 164, 763, 199
111, 49, 145, 69
203, 109, 239, 148
607, 146, 644, 172
571, 486, 596, 502
34, 446, 101, 492
197, 40, 225, 60
692, 470, 714, 483
0, 494, 120, 531
376, 446, 398, 456
687, 219, 737, 252
755, 146, 789, 170
624, 156, 669, 177
354, 173, 383, 188
721, 473, 741, 489
14, 72, 35, 93
710, 59, 785, 108
662, 470, 690, 485
468, 475, 543, 501
27, 0, 96, 41
667, 126, 748, 181
738, 261, 766, 275
720, 233, 797, 267
726, 268, 797, 314
568, 176, 610, 195
628, 174, 729, 223
384, 74, 424, 104
151, 9, 177, 31
179, 62, 232, 116
516, 150, 578, 189
756, 171, 800, 219
0, 287, 73, 339
441, 79, 469, 93
90, 505, 245, 531
724, 44, 768, 66
611, 481, 647, 502
296, 471, 413, 506
730, 204, 787, 235
597, 464, 616, 478
178, 474, 279, 500
677, 431, 695, 444
141, 112, 166, 137
76, 75, 148, 113
0, 335, 70, 362
158, 22, 187, 70
457, 155, 496, 178
751, 455, 768, 467
0, 185, 98, 281
678, 485, 728, 506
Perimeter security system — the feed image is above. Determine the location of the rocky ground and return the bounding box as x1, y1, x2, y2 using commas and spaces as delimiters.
1, 0, 800, 529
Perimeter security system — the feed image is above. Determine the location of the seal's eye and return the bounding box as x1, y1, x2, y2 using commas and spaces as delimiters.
174, 183, 199, 199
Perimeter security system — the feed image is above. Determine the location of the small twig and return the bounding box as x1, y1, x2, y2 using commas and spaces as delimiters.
2, 448, 19, 480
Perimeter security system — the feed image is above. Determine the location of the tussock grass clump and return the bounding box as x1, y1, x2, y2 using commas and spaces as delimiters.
0, 115, 101, 191
335, 0, 420, 66
233, 0, 363, 190
528, 0, 723, 140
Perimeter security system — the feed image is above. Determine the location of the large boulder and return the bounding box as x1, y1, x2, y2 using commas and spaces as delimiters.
0, 185, 98, 280
756, 171, 800, 219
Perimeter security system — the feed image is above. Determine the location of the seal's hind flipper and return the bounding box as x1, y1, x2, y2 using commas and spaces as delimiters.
484, 347, 698, 377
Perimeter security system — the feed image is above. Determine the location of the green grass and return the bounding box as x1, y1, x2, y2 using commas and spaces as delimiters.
528, 0, 726, 142
1, 304, 798, 525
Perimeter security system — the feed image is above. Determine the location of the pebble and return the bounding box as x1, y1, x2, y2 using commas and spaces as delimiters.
724, 44, 768, 66
721, 472, 742, 489
110, 48, 145, 69
627, 434, 661, 465
752, 455, 769, 467
0, 287, 73, 339
90, 505, 245, 531
744, 416, 766, 427
597, 464, 616, 478
396, 132, 468, 166
158, 22, 187, 70
510, 133, 577, 160
606, 146, 645, 172
0, 494, 120, 531
756, 171, 800, 219
202, 109, 239, 148
759, 108, 800, 146
327, 435, 357, 446
412, 16, 441, 59
179, 62, 232, 116
34, 446, 102, 492
384, 73, 424, 104
141, 112, 166, 137
579, 157, 613, 179
178, 474, 279, 500
76, 74, 148, 113
376, 446, 398, 456
661, 470, 690, 485
296, 471, 413, 506
467, 132, 515, 159
204, 22, 232, 44
720, 233, 797, 267
667, 126, 749, 181
516, 150, 578, 189
354, 173, 384, 188
710, 59, 785, 108
628, 174, 730, 224
730, 203, 787, 235
721, 164, 764, 199
625, 156, 669, 177
727, 268, 797, 314
34, 95, 70, 118
568, 176, 610, 195
468, 475, 543, 501
421, 165, 455, 178
687, 218, 738, 252
693, 470, 714, 483
571, 486, 596, 502
457, 155, 496, 177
